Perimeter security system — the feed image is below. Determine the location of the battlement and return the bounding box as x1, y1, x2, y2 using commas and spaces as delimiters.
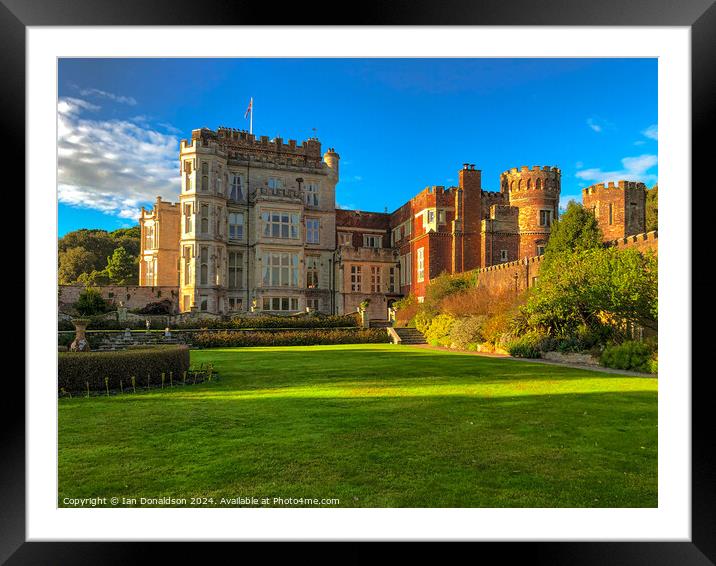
582, 180, 648, 195
477, 253, 544, 274
605, 230, 658, 249
500, 164, 561, 194
182, 127, 323, 160
503, 165, 561, 176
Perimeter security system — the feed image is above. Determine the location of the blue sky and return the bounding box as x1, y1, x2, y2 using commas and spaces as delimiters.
58, 58, 657, 236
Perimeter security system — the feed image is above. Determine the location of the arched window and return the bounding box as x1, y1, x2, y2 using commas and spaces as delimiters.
527, 179, 532, 190
510, 181, 515, 191
518, 180, 523, 190
536, 178, 542, 190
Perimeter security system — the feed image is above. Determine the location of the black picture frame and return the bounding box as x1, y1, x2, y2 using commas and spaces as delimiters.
6, 0, 712, 562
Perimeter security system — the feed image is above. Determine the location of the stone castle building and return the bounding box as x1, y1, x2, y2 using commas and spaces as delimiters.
139, 127, 648, 321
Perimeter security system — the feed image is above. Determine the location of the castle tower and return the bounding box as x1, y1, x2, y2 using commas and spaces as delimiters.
582, 180, 647, 240
501, 165, 561, 258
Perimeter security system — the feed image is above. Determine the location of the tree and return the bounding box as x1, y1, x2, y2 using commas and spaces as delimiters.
541, 201, 603, 272
520, 247, 657, 337
75, 287, 111, 316
646, 184, 658, 232
58, 247, 99, 285
105, 246, 137, 285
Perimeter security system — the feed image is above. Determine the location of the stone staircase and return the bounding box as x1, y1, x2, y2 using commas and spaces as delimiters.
392, 327, 427, 345
96, 332, 184, 351
369, 320, 392, 329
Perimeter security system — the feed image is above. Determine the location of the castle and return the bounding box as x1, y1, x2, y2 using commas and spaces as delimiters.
138, 127, 650, 321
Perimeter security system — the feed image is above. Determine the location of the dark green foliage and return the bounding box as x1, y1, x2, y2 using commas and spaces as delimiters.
506, 332, 553, 358
58, 346, 190, 392
58, 227, 140, 285
541, 201, 603, 272
192, 329, 390, 348
645, 185, 658, 232
104, 246, 137, 285
600, 341, 657, 373
75, 288, 111, 316
133, 299, 175, 315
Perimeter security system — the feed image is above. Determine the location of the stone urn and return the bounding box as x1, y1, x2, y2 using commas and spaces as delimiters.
69, 318, 91, 352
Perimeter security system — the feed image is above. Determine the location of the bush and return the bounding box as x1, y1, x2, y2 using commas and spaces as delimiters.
393, 294, 419, 328
133, 299, 174, 315
58, 345, 190, 392
600, 340, 657, 373
414, 310, 434, 335
424, 314, 456, 347
192, 328, 390, 348
449, 316, 487, 349
75, 287, 111, 316
506, 332, 553, 358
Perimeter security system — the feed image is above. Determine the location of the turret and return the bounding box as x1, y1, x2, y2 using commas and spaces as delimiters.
324, 147, 340, 182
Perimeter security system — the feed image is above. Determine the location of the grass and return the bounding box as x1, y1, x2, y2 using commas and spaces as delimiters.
58, 344, 657, 508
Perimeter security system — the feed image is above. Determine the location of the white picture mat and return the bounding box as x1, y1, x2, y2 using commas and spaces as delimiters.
26, 26, 690, 541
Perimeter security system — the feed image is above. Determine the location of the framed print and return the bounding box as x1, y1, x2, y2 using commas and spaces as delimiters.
6, 0, 713, 561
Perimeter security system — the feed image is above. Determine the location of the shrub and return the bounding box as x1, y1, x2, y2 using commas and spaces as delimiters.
75, 287, 111, 316
393, 294, 419, 328
133, 299, 174, 315
414, 310, 434, 334
58, 345, 190, 392
191, 328, 390, 348
506, 332, 553, 358
600, 340, 657, 373
449, 316, 487, 349
424, 314, 456, 347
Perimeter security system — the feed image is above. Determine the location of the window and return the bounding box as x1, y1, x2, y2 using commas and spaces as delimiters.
417, 247, 425, 282
400, 253, 412, 285
229, 212, 244, 240
199, 295, 208, 311
262, 297, 299, 312
228, 251, 244, 289
262, 210, 299, 239
438, 210, 445, 224
145, 259, 155, 284
539, 210, 552, 227
427, 210, 435, 224
201, 165, 209, 191
306, 218, 320, 244
306, 298, 320, 311
200, 204, 210, 234
388, 267, 396, 293
144, 225, 155, 249
184, 161, 193, 192
350, 265, 362, 292
609, 203, 614, 225
216, 207, 223, 237
230, 174, 243, 201
199, 246, 209, 285
183, 294, 191, 311
338, 232, 353, 246
268, 177, 283, 192
228, 297, 243, 312
216, 169, 222, 194
500, 249, 508, 262
370, 266, 381, 293
306, 256, 319, 288
363, 235, 382, 248
537, 245, 546, 256
305, 182, 319, 206
183, 246, 192, 285
214, 249, 222, 286
184, 203, 193, 233
262, 253, 299, 287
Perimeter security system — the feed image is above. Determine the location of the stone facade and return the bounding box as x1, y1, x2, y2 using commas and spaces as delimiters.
139, 197, 181, 286
582, 181, 647, 240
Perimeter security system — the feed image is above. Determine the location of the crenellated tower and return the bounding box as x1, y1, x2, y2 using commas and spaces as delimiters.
582, 180, 646, 240
501, 165, 561, 258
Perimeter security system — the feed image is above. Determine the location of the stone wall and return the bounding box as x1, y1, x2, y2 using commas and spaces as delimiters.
58, 285, 180, 313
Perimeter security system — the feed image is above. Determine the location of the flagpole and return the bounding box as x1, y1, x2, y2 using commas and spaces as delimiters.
250, 98, 253, 135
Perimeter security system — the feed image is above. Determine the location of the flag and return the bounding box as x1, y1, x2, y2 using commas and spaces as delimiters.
244, 98, 253, 119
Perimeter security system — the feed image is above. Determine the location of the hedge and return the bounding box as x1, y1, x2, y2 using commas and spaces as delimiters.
192, 328, 390, 348
58, 313, 360, 332
58, 345, 190, 392
600, 340, 657, 373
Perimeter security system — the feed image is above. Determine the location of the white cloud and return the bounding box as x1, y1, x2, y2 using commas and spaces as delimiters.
642, 124, 658, 141
587, 118, 602, 133
575, 154, 658, 185
57, 97, 180, 221
79, 88, 138, 106
337, 202, 357, 210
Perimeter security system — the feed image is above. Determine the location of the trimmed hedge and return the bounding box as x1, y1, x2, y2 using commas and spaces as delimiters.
58, 345, 190, 392
192, 328, 390, 348
58, 313, 360, 332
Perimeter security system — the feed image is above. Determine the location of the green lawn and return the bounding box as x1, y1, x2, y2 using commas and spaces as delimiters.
58, 344, 657, 508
